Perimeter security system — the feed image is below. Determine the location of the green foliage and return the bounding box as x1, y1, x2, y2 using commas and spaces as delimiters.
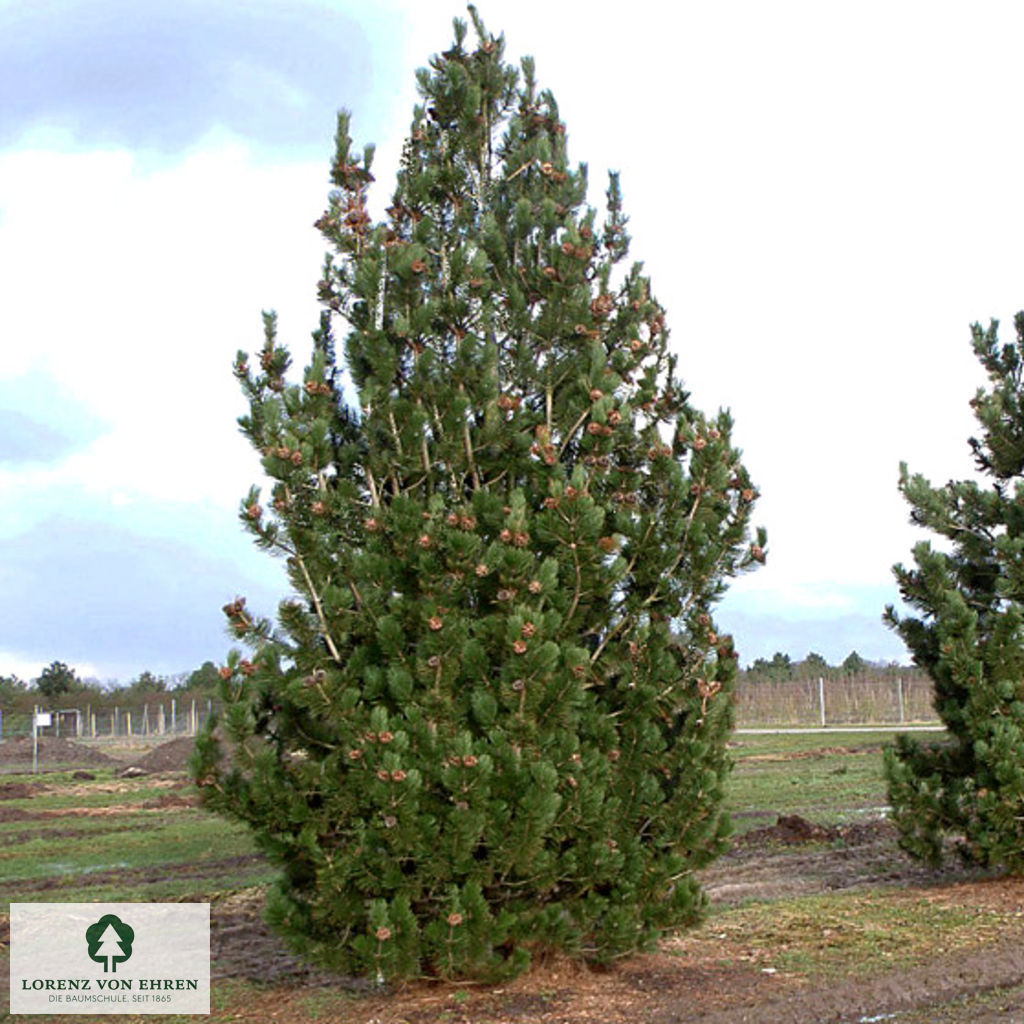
886, 313, 1024, 872
128, 670, 167, 694
803, 652, 829, 671
35, 661, 80, 700
748, 651, 793, 681
184, 661, 221, 692
195, 8, 762, 981
0, 673, 29, 701
841, 650, 867, 674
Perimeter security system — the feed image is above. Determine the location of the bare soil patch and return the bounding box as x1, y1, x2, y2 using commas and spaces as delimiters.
1, 821, 147, 845
4, 853, 267, 900
0, 736, 122, 769
129, 736, 198, 773
740, 744, 885, 762
701, 816, 989, 907
0, 780, 41, 800
0, 804, 35, 822
140, 790, 199, 809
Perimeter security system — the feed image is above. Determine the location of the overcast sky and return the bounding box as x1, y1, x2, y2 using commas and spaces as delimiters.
3, 0, 1023, 683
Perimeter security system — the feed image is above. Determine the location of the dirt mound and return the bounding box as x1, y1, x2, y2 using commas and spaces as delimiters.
130, 736, 198, 773
746, 813, 836, 844
0, 736, 121, 769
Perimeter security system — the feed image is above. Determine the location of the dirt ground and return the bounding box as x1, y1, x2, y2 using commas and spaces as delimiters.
201, 823, 1024, 1024
0, 735, 122, 770
4, 736, 1024, 1022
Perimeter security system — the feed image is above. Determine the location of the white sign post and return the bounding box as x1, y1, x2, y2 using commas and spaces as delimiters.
32, 708, 52, 774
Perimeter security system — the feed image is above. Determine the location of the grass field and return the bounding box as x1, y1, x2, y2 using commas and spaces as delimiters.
3, 729, 1023, 1023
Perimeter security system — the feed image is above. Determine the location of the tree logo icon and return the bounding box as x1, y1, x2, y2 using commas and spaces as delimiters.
85, 914, 135, 973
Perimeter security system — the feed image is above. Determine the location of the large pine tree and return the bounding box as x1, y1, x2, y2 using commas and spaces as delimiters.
194, 8, 763, 980
886, 314, 1024, 871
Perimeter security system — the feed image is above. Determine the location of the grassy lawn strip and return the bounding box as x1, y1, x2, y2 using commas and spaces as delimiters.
670, 883, 1021, 980
0, 784, 185, 813
0, 814, 260, 881
730, 729, 901, 757
3, 867, 280, 905
0, 770, 269, 911
725, 731, 895, 831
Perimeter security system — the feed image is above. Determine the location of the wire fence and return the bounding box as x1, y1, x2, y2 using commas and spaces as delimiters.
734, 675, 936, 728
0, 699, 215, 743
0, 677, 939, 746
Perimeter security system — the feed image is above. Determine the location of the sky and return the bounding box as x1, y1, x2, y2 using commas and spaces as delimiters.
3, 0, 1024, 683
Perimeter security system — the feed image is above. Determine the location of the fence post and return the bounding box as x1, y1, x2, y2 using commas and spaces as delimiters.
818, 677, 826, 727
171, 698, 176, 735
126, 711, 132, 738
897, 677, 905, 724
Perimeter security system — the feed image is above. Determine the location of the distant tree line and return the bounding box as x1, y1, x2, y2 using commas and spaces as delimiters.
0, 659, 222, 717
741, 650, 925, 684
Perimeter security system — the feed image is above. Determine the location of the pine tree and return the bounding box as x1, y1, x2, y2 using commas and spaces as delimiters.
886, 313, 1024, 871
193, 8, 763, 980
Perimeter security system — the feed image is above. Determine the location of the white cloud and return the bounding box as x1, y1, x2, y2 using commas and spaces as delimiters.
0, 137, 329, 514
0, 652, 101, 683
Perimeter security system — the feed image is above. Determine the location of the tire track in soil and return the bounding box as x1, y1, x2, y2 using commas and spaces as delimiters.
3, 853, 267, 899
679, 940, 1024, 1023
700, 819, 990, 906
